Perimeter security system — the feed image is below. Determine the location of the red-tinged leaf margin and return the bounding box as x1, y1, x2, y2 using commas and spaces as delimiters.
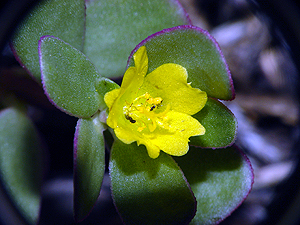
109, 139, 197, 225
175, 145, 254, 225
213, 146, 254, 225
73, 115, 106, 222
190, 97, 238, 149
39, 35, 102, 118
127, 25, 235, 100
11, 0, 85, 81
83, 0, 191, 79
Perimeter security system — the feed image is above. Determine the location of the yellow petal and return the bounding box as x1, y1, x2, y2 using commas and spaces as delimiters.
119, 67, 137, 93
133, 46, 148, 76
144, 144, 160, 159
140, 63, 207, 115
114, 127, 137, 144
104, 88, 121, 109
118, 67, 141, 103
114, 121, 161, 159
104, 47, 149, 129
157, 111, 204, 156
137, 139, 160, 159
140, 111, 205, 158
120, 46, 148, 92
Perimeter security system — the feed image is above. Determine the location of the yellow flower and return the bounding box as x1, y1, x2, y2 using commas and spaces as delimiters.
104, 46, 207, 158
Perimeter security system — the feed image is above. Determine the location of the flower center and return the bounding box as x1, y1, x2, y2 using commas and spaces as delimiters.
123, 92, 169, 132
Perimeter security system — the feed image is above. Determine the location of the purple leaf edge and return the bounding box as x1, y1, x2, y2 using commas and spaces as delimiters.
190, 98, 238, 150
72, 119, 94, 222
73, 118, 81, 222
215, 144, 254, 225
72, 118, 105, 222
38, 35, 94, 119
126, 25, 235, 101
171, 155, 198, 224
10, 0, 87, 83
10, 42, 40, 82
38, 35, 77, 117
109, 149, 197, 225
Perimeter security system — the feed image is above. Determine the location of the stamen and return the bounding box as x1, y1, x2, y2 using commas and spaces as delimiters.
123, 92, 168, 132
147, 97, 162, 105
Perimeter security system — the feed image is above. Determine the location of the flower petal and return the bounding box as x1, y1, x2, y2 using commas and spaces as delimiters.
105, 47, 149, 128
117, 46, 148, 103
119, 67, 137, 92
140, 111, 205, 158
105, 88, 123, 129
120, 46, 148, 92
140, 63, 207, 115
137, 140, 160, 159
134, 46, 148, 76
104, 88, 121, 109
114, 127, 137, 144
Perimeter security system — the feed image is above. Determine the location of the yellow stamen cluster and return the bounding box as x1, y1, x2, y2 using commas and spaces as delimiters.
123, 92, 169, 132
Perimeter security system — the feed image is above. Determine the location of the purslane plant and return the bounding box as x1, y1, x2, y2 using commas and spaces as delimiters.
0, 0, 254, 224
40, 26, 252, 224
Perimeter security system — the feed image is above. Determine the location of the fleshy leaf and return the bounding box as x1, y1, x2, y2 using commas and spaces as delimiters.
11, 0, 85, 81
0, 108, 43, 225
95, 78, 120, 111
128, 25, 234, 100
73, 115, 106, 222
39, 36, 103, 118
190, 98, 237, 148
175, 145, 253, 225
84, 0, 190, 78
109, 139, 196, 225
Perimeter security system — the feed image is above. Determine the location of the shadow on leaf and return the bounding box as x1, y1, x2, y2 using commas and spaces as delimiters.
175, 145, 243, 185
110, 139, 178, 179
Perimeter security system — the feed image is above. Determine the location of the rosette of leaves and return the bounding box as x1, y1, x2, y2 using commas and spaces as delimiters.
6, 0, 254, 224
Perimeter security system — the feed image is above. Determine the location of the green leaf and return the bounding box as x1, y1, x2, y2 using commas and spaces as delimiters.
128, 25, 234, 100
190, 98, 237, 148
40, 36, 103, 118
110, 139, 196, 225
0, 108, 43, 225
175, 145, 253, 225
12, 0, 85, 81
84, 0, 189, 78
73, 114, 106, 222
95, 78, 120, 111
